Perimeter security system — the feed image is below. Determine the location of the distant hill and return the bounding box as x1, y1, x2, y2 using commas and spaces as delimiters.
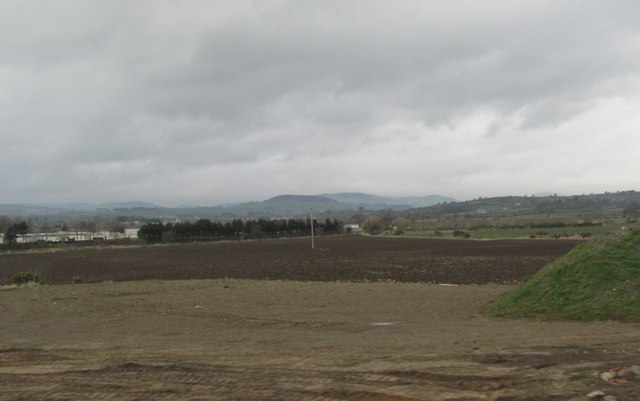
98, 201, 160, 210
0, 195, 353, 221
0, 193, 454, 220
266, 195, 338, 205
0, 201, 160, 213
406, 190, 640, 218
241, 195, 347, 217
224, 193, 454, 217
320, 192, 454, 208
0, 204, 68, 217
7, 190, 636, 223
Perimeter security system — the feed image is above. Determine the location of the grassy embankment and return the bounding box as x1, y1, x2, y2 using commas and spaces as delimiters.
486, 228, 640, 321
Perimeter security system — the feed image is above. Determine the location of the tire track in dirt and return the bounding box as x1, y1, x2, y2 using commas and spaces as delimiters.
4, 347, 634, 401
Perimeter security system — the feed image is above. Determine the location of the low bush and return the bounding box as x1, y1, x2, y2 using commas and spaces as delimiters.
12, 272, 39, 286
453, 230, 471, 238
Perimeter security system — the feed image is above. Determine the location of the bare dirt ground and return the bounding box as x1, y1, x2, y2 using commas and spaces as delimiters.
2, 280, 640, 401
1, 236, 638, 400
0, 236, 581, 285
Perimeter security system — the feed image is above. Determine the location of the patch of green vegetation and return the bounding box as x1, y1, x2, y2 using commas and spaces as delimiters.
406, 217, 627, 239
486, 228, 640, 321
470, 223, 620, 239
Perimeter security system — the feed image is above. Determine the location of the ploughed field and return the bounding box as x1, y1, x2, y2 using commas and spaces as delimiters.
0, 236, 581, 285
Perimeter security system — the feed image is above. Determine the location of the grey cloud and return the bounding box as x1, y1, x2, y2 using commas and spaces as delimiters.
1, 0, 639, 204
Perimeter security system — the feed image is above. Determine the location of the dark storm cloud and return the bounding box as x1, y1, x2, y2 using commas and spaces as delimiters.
1, 0, 639, 204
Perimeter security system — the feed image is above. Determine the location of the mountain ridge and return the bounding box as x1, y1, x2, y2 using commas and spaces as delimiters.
319, 192, 454, 207
0, 192, 451, 216
1, 190, 637, 221
0, 192, 451, 220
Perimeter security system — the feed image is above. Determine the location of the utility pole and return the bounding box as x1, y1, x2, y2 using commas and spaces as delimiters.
310, 208, 315, 250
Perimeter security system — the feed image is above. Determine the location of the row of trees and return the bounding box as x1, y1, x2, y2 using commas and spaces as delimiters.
138, 218, 342, 243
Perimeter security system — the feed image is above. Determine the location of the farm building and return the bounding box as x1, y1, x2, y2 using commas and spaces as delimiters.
344, 224, 362, 233
64, 232, 93, 242
15, 233, 48, 243
124, 228, 140, 239
11, 231, 130, 244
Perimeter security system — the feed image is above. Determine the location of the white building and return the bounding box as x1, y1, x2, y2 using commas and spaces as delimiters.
344, 224, 362, 233
124, 228, 140, 239
5, 230, 140, 244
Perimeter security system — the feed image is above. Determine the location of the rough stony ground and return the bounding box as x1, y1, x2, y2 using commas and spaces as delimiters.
0, 236, 581, 285
1, 280, 639, 400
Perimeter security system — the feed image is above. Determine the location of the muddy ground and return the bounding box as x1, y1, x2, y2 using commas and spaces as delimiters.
0, 236, 581, 285
1, 280, 640, 400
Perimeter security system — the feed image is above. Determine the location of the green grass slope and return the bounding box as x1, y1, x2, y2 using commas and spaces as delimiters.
487, 228, 640, 321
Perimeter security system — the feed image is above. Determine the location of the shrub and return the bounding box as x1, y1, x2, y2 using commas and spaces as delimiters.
453, 230, 471, 238
12, 272, 39, 285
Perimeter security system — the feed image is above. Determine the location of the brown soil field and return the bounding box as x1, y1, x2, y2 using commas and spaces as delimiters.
2, 236, 639, 400
1, 280, 640, 400
0, 236, 582, 285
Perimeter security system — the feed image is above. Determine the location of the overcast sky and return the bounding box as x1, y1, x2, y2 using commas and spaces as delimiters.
1, 1, 639, 206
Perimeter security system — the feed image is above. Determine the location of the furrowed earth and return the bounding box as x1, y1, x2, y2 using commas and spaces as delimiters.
1, 236, 639, 400
0, 235, 581, 285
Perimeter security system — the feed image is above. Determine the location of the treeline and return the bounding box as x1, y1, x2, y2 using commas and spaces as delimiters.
2, 221, 28, 245
408, 191, 640, 219
138, 218, 342, 242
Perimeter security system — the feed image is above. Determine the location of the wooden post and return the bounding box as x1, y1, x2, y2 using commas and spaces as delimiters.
310, 208, 315, 250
